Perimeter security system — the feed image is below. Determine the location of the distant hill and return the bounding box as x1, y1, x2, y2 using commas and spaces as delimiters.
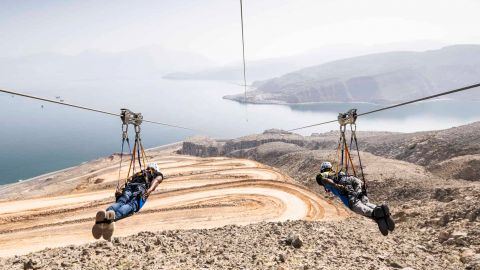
162, 58, 308, 82
223, 45, 480, 104
0, 46, 213, 86
163, 42, 449, 83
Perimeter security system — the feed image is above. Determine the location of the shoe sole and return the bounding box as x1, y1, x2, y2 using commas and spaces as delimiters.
373, 207, 389, 236
103, 210, 116, 241
92, 210, 106, 239
381, 205, 395, 232
376, 218, 389, 236
373, 206, 386, 219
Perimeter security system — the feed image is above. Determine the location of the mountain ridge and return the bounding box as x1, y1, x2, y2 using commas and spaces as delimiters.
224, 45, 480, 104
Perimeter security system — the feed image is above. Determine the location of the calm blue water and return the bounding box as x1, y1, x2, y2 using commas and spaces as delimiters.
1, 79, 479, 185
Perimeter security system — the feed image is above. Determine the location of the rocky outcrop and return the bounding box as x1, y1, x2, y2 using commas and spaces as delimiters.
223, 129, 310, 154
179, 136, 226, 157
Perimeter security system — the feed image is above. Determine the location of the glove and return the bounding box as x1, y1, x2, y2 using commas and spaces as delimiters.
143, 191, 151, 200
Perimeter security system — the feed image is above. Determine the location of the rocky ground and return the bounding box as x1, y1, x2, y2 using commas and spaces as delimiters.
0, 122, 479, 269
177, 121, 480, 269
2, 216, 478, 270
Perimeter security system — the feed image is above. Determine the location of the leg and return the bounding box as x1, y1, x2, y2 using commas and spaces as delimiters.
106, 190, 133, 220
362, 196, 395, 232
96, 189, 133, 241
106, 202, 122, 213
114, 203, 135, 221
360, 196, 377, 209
351, 199, 375, 217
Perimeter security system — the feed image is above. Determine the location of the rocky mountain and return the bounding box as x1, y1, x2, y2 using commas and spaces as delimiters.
224, 45, 480, 104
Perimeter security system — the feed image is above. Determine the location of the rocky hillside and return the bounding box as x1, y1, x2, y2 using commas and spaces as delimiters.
177, 122, 480, 269
180, 121, 480, 182
224, 45, 480, 104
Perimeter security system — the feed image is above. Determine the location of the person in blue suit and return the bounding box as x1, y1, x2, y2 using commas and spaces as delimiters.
92, 162, 164, 240
316, 161, 395, 236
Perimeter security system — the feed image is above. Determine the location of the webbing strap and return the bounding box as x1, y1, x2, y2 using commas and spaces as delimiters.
334, 140, 341, 173
140, 138, 148, 167
344, 142, 357, 176
351, 127, 367, 194
116, 137, 126, 191
127, 140, 137, 181
136, 136, 142, 171
340, 129, 345, 169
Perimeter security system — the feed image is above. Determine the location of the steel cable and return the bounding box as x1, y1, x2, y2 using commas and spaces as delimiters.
0, 88, 197, 131
288, 82, 480, 132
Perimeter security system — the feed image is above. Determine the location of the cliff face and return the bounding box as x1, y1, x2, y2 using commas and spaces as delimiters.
224, 45, 480, 104
180, 137, 225, 157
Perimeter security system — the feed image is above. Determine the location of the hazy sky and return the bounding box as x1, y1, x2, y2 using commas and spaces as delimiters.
1, 0, 480, 64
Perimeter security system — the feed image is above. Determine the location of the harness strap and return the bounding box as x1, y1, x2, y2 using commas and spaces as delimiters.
344, 140, 357, 176
128, 140, 136, 179
136, 136, 142, 171
351, 125, 367, 194
116, 137, 125, 191
140, 137, 148, 168
116, 124, 131, 192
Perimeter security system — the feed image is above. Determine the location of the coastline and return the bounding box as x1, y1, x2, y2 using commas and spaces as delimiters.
0, 141, 185, 188
222, 95, 480, 106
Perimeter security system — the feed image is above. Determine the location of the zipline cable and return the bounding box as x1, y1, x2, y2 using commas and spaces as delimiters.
288, 82, 480, 132
239, 0, 248, 121
0, 88, 198, 131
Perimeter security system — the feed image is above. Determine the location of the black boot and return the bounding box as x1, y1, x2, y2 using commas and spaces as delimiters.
381, 204, 395, 232
372, 207, 389, 236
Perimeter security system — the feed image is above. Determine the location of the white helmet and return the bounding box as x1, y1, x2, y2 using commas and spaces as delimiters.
147, 162, 161, 174
320, 161, 332, 172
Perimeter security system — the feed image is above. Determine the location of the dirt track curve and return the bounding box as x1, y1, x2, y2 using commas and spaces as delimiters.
0, 155, 348, 257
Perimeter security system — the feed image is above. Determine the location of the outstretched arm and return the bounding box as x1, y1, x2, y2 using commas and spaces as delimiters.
316, 174, 346, 192
145, 174, 164, 198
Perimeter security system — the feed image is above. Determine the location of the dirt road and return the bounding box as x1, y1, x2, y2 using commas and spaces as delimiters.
0, 155, 348, 257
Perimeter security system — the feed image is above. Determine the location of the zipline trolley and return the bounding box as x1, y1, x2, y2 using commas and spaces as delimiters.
335, 109, 367, 194
115, 109, 149, 198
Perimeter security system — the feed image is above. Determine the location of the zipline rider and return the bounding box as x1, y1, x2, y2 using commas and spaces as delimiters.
316, 162, 395, 236
92, 163, 164, 241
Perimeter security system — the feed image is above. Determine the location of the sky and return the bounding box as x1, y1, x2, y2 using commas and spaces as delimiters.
1, 0, 480, 64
